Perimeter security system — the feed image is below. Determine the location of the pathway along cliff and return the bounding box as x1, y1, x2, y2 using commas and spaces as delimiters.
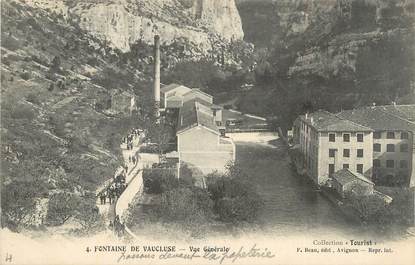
96, 129, 159, 238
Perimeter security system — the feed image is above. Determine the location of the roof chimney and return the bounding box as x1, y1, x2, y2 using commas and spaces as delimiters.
153, 35, 161, 116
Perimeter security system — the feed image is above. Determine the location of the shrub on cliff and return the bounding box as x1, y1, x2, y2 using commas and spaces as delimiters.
46, 192, 79, 226
143, 169, 179, 194
345, 191, 395, 230
1, 180, 48, 230
156, 186, 214, 229
206, 164, 264, 223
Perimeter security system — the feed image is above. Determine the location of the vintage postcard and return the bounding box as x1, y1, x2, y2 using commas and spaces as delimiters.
1, 0, 414, 264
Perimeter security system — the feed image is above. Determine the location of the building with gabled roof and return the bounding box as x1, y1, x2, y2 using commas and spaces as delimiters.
337, 105, 415, 187
294, 110, 374, 185
300, 110, 373, 132
110, 90, 137, 115
293, 104, 415, 188
331, 168, 375, 198
160, 83, 192, 109
182, 88, 213, 105
176, 99, 235, 182
381, 104, 415, 122
150, 39, 233, 182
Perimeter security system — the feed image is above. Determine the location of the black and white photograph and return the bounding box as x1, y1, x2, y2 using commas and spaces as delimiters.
0, 0, 414, 264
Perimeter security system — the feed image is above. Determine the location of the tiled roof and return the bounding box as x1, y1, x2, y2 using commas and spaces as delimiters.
337, 105, 415, 131
176, 99, 218, 134
380, 104, 415, 122
301, 110, 372, 132
161, 83, 191, 94
183, 88, 213, 99
332, 169, 374, 186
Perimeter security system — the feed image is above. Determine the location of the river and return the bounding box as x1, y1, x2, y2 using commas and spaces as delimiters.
235, 139, 363, 238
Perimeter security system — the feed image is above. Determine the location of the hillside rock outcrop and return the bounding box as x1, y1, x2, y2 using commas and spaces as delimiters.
24, 0, 244, 52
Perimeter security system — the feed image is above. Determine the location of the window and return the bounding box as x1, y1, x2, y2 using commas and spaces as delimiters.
329, 133, 335, 142
357, 164, 363, 174
387, 144, 395, 152
373, 159, 381, 168
343, 134, 350, 142
401, 132, 409, 139
329, 149, 336, 158
357, 133, 364, 142
343, 149, 350, 157
400, 144, 409, 152
373, 132, 381, 139
373, 143, 381, 152
386, 160, 395, 168
387, 132, 395, 139
343, 164, 349, 169
329, 164, 335, 176
400, 160, 408, 169
357, 149, 364, 158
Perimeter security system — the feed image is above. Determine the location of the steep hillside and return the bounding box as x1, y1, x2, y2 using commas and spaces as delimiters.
0, 0, 252, 234
1, 0, 152, 233
237, 0, 334, 48
24, 0, 244, 52
235, 0, 415, 129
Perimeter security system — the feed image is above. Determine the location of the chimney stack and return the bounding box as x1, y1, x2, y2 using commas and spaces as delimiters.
153, 35, 161, 116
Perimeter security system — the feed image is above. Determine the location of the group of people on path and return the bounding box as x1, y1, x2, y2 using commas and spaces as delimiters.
124, 128, 140, 150
98, 127, 144, 238
128, 154, 139, 165
109, 215, 125, 237
98, 172, 127, 205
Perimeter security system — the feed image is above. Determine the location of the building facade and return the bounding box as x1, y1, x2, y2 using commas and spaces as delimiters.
294, 105, 415, 188
294, 111, 373, 185
110, 91, 137, 115
331, 169, 375, 198
160, 84, 234, 180
338, 105, 415, 187
176, 100, 235, 182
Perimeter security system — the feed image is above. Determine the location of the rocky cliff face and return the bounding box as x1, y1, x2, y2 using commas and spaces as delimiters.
286, 0, 414, 79
236, 0, 336, 48
25, 0, 244, 52
235, 0, 414, 122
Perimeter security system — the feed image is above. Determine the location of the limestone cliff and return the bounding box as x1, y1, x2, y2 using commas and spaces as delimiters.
286, 0, 414, 79
24, 0, 244, 52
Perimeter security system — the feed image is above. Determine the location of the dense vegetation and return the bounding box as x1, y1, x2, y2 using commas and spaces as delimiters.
1, 1, 150, 233
130, 163, 264, 237
234, 0, 415, 131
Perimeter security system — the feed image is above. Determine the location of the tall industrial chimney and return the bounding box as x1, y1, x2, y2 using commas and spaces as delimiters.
153, 35, 161, 117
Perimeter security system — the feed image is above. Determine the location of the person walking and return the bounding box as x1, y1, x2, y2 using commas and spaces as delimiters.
108, 190, 113, 204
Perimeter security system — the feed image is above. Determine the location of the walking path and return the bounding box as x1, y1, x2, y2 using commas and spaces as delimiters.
115, 140, 159, 238
95, 129, 159, 238
95, 133, 141, 233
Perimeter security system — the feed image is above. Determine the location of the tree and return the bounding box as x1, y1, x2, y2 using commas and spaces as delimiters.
1, 180, 48, 230
50, 56, 61, 72
345, 190, 390, 226
206, 164, 264, 223
147, 118, 175, 155
157, 187, 214, 228
143, 169, 179, 194
46, 192, 79, 225
74, 194, 100, 231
